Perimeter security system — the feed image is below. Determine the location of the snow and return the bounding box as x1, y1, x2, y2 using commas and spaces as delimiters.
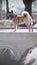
24, 47, 37, 65
33, 24, 37, 28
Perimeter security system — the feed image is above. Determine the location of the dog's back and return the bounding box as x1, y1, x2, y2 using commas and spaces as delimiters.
12, 15, 26, 24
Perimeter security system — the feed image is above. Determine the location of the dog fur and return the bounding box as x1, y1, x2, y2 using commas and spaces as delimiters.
12, 11, 33, 32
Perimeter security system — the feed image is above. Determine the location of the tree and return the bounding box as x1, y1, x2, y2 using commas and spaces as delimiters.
23, 0, 35, 16
0, 0, 2, 19
6, 0, 9, 18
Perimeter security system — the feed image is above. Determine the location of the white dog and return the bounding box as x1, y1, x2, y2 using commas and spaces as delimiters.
20, 45, 37, 65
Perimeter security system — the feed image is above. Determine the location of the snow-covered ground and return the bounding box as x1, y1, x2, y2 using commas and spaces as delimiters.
0, 29, 37, 32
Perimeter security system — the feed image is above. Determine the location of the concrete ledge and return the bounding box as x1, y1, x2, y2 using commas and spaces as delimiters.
0, 33, 37, 60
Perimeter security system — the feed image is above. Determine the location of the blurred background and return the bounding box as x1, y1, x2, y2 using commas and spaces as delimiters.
0, 0, 37, 30
0, 0, 37, 20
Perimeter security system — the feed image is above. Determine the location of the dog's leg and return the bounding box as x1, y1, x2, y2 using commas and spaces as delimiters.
32, 27, 33, 32
29, 28, 30, 32
14, 23, 18, 32
26, 23, 31, 32
14, 24, 16, 32
29, 23, 32, 32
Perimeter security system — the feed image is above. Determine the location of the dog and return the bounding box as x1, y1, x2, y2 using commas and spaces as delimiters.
12, 11, 33, 32
20, 45, 37, 65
